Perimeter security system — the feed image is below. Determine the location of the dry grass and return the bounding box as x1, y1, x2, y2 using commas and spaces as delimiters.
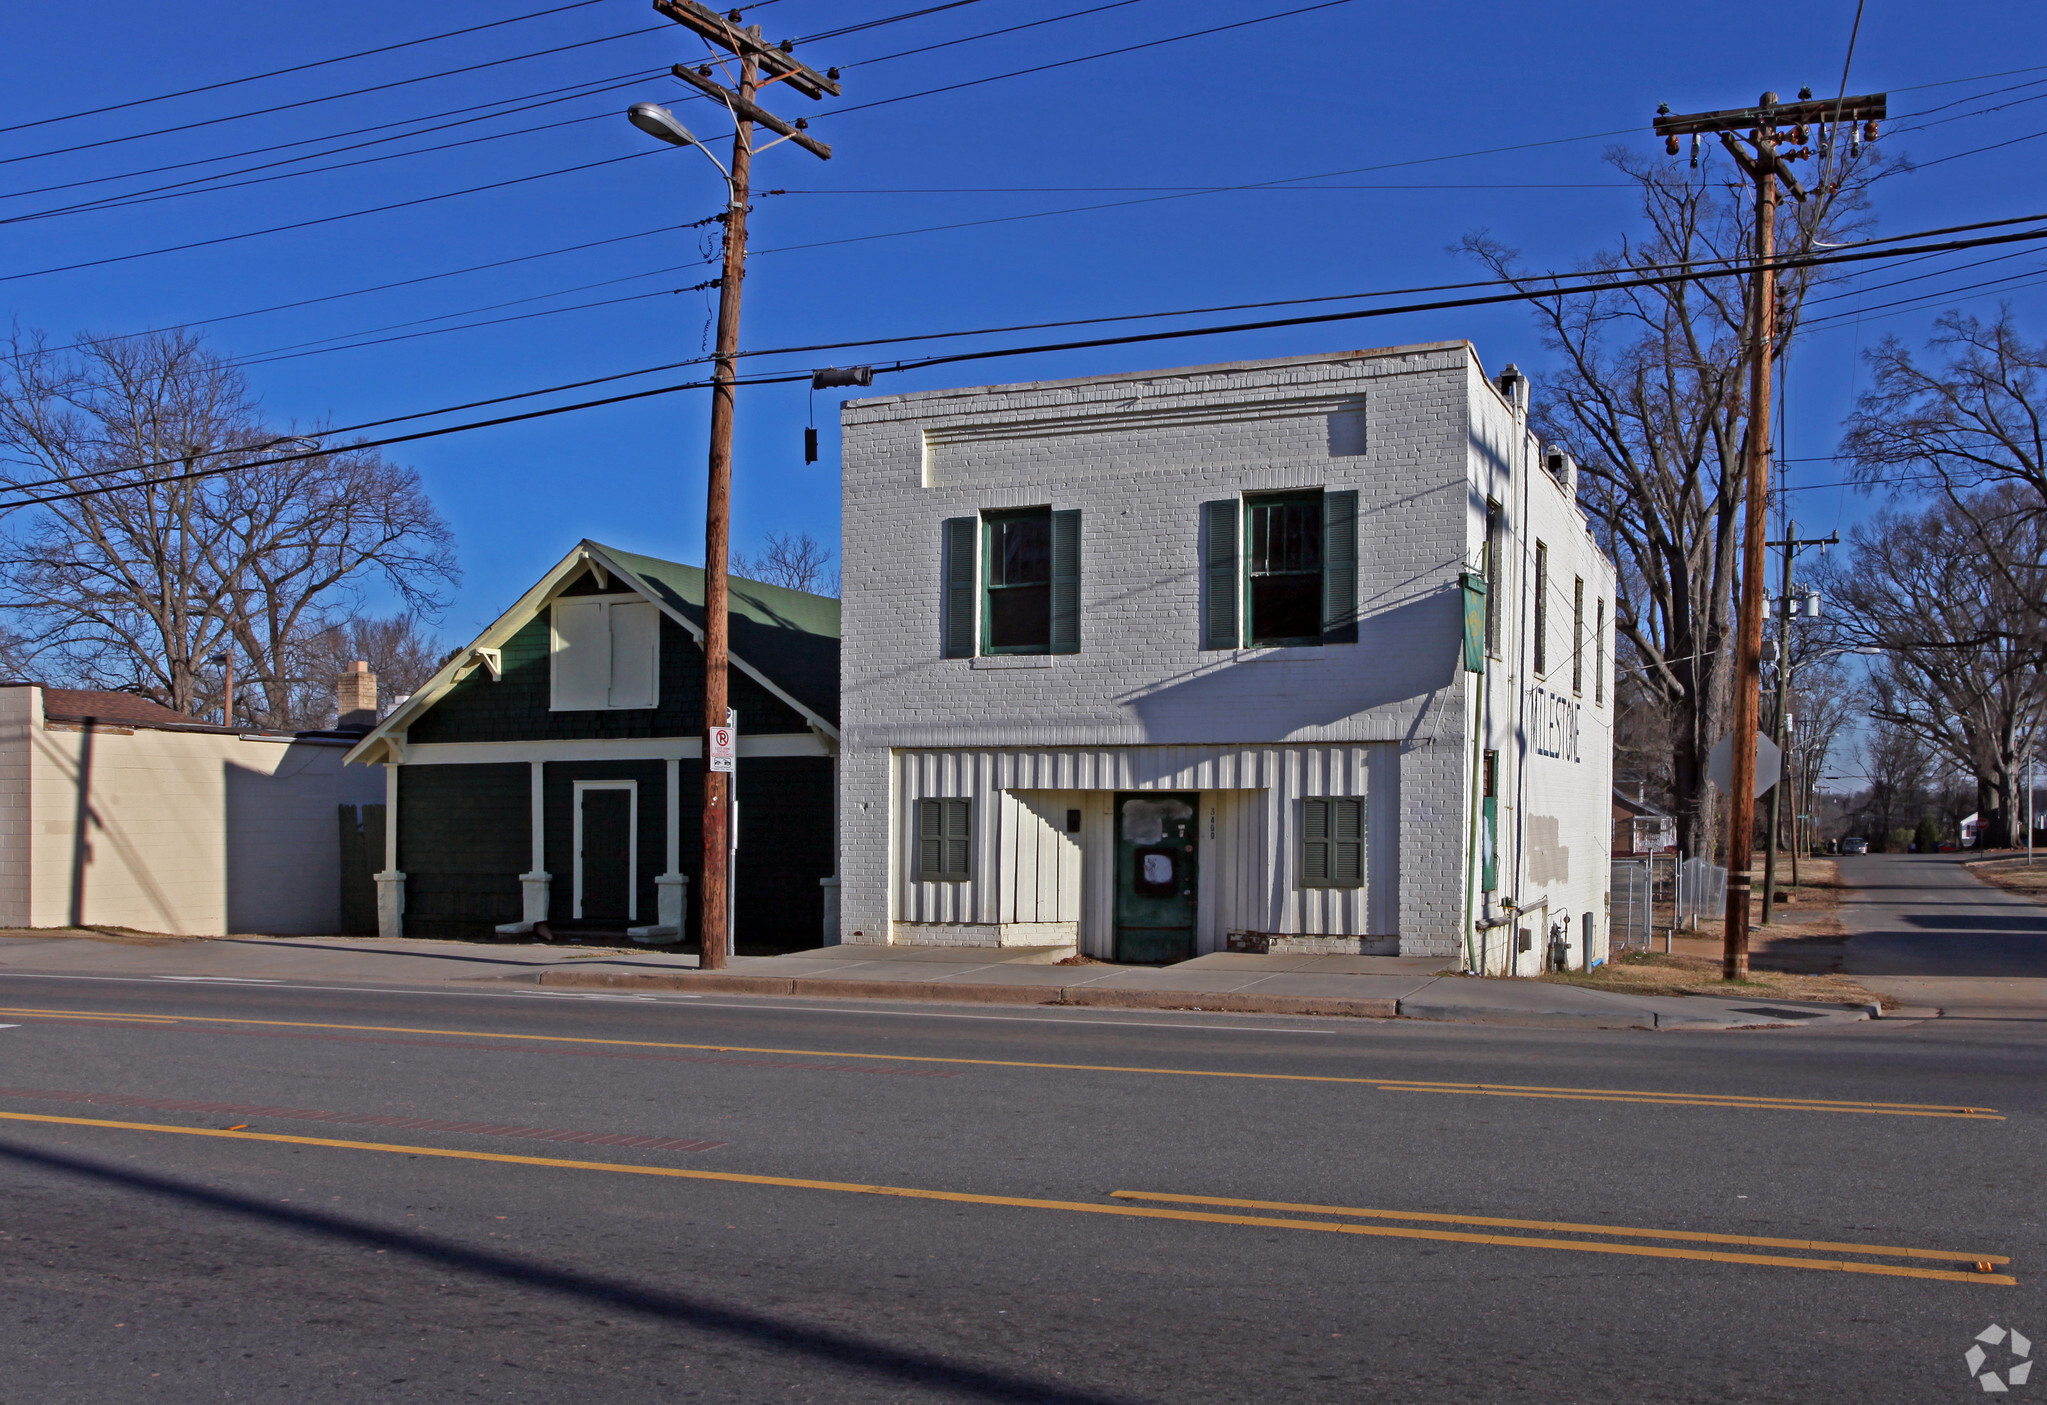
1544, 949, 1893, 1009
1965, 857, 2047, 904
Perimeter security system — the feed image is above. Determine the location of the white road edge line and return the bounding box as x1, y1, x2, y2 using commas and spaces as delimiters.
0, 971, 1341, 1034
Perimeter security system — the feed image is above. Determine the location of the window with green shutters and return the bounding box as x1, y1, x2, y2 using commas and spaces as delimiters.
916, 798, 972, 882
1300, 797, 1364, 889
941, 510, 1079, 657
1201, 490, 1357, 649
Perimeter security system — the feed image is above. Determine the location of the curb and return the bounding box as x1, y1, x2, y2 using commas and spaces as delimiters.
519, 968, 1401, 1018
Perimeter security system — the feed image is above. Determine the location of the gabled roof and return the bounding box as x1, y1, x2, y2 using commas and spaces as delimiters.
344, 539, 839, 766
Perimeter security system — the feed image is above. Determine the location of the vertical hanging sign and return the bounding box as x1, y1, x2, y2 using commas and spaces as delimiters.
1460, 572, 1488, 674
709, 720, 737, 773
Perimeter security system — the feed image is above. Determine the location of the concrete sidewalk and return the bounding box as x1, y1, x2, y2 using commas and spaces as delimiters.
0, 929, 1879, 1031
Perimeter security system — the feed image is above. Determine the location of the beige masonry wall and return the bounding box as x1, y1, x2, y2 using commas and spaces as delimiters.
0, 686, 383, 935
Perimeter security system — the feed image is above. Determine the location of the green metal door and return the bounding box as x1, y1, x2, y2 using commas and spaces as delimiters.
1114, 793, 1199, 963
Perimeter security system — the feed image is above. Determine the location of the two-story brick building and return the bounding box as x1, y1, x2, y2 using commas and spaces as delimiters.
836, 343, 1615, 973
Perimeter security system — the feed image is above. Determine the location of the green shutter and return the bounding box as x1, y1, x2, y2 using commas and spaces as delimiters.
1481, 795, 1498, 892
1050, 509, 1081, 654
944, 799, 972, 880
1321, 489, 1358, 644
917, 799, 944, 877
916, 798, 972, 881
1302, 798, 1330, 885
1303, 797, 1364, 889
1201, 499, 1239, 650
942, 517, 977, 658
1331, 798, 1364, 886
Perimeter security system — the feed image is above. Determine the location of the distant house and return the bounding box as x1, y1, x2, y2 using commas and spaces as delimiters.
0, 683, 381, 934
343, 540, 839, 952
1612, 787, 1676, 854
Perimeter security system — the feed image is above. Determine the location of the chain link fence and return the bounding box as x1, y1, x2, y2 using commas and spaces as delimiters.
1609, 854, 1727, 953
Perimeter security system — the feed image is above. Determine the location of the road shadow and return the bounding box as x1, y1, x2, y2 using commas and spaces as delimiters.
0, 1139, 1131, 1405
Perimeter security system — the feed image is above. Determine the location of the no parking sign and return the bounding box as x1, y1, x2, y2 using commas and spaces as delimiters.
709, 723, 736, 773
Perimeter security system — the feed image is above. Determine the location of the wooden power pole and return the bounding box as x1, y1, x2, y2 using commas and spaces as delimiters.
651, 0, 838, 968
1654, 88, 1883, 979
1759, 523, 1836, 926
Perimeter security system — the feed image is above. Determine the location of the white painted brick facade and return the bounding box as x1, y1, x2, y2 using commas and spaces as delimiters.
838, 344, 1614, 968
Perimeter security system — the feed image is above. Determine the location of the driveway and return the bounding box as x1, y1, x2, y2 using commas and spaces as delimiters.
1839, 851, 2047, 1016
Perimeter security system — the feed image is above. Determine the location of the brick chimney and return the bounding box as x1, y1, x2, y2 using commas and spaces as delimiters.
336, 660, 378, 731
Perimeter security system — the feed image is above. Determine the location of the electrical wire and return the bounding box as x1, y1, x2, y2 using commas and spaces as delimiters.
31, 224, 694, 357
13, 213, 2047, 505
0, 0, 615, 137
795, 0, 992, 44
839, 0, 1155, 68
0, 66, 666, 204
4, 110, 631, 226
0, 150, 661, 285
0, 24, 670, 170
812, 0, 1358, 120
0, 369, 815, 511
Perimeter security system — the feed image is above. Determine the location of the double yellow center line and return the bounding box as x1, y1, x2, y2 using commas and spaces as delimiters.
0, 1109, 2012, 1286
0, 1007, 2003, 1119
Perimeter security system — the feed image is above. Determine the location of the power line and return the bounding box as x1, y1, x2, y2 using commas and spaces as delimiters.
32, 224, 693, 356
840, 0, 1155, 67
796, 0, 993, 44
0, 24, 670, 170
0, 66, 664, 204
4, 110, 630, 226
812, 0, 1358, 119
0, 369, 814, 512
16, 213, 2047, 505
0, 0, 615, 137
0, 150, 661, 285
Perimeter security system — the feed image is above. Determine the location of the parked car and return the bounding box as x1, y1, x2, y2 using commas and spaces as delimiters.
1840, 837, 1870, 855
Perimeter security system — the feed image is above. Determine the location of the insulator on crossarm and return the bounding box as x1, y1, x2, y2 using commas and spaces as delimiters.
1863, 119, 1880, 141
1690, 133, 1701, 169
1665, 133, 1680, 156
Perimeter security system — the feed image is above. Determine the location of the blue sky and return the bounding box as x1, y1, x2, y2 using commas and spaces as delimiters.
2, 0, 2043, 656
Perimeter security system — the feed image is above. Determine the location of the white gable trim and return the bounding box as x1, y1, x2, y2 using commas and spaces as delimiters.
344, 540, 839, 766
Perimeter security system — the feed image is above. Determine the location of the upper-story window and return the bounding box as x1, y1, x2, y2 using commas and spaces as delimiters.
1201, 489, 1358, 650
984, 508, 1053, 653
551, 595, 659, 710
941, 509, 1080, 658
1533, 541, 1550, 676
1246, 492, 1324, 646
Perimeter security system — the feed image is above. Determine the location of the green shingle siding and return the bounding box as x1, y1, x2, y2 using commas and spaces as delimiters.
396, 763, 529, 940
406, 614, 809, 745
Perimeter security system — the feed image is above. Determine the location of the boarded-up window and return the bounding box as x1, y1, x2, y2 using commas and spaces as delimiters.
916, 798, 972, 882
1301, 797, 1364, 889
551, 596, 660, 710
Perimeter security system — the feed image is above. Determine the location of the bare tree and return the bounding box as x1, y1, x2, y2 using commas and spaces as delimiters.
1788, 656, 1856, 848
0, 330, 457, 723
290, 613, 445, 727
1843, 310, 2047, 505
1464, 144, 1884, 854
1853, 720, 1933, 847
1822, 490, 2047, 846
732, 530, 838, 596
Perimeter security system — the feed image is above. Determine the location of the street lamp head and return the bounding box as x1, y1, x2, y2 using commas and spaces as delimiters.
628, 102, 699, 148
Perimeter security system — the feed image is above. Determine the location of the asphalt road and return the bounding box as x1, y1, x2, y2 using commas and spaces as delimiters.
1842, 851, 2047, 978
0, 953, 2042, 1399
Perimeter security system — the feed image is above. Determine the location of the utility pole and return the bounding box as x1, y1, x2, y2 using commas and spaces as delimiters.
649, 0, 838, 968
1654, 88, 1883, 980
1760, 524, 1836, 925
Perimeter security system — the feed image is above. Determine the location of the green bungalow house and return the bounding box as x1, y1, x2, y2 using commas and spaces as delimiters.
343, 540, 840, 951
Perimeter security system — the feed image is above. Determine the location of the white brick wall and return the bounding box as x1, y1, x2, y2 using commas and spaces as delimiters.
838, 344, 1614, 964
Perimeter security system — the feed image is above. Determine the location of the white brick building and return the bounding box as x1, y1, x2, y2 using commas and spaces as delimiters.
837, 343, 1615, 973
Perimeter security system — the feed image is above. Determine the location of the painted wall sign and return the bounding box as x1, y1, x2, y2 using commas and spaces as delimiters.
1529, 687, 1581, 763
